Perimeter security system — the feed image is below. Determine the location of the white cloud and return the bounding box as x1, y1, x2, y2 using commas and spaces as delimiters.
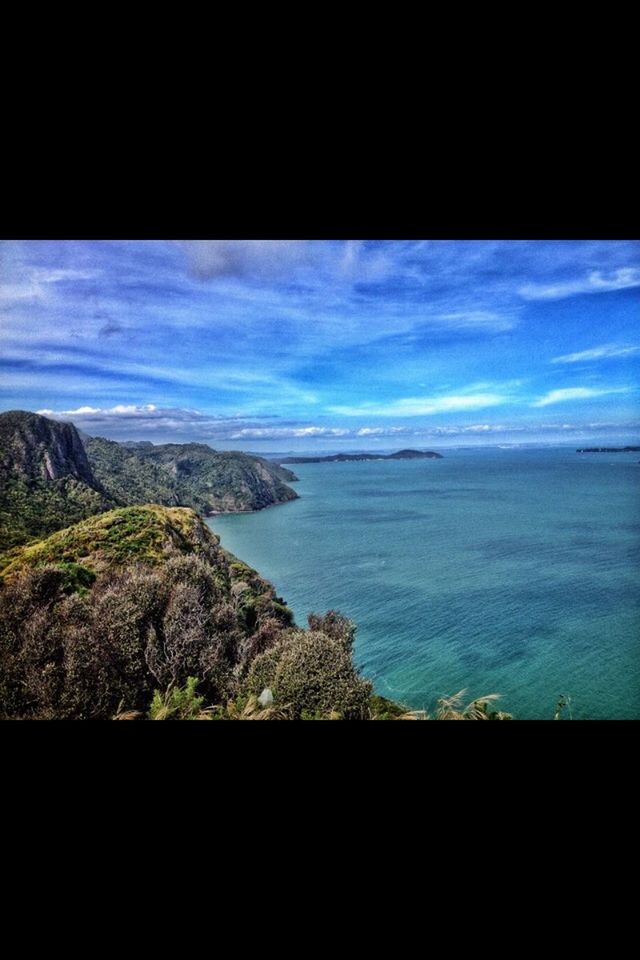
532, 387, 631, 407
520, 267, 640, 301
32, 268, 100, 284
551, 343, 640, 364
231, 426, 350, 439
356, 427, 409, 436
0, 267, 100, 307
38, 403, 167, 420
329, 393, 508, 418
0, 282, 46, 305
435, 311, 517, 332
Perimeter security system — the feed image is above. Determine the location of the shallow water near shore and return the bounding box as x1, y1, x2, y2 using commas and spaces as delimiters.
208, 447, 640, 719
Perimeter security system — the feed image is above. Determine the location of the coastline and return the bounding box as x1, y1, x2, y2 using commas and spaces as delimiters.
205, 494, 300, 518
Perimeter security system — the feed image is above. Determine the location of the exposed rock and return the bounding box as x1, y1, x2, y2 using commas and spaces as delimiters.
0, 411, 299, 551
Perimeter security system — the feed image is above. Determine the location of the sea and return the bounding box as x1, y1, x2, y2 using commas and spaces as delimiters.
207, 447, 640, 720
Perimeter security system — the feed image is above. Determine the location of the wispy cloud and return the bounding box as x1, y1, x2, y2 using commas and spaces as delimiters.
0, 283, 46, 305
356, 427, 409, 437
330, 393, 509, 418
180, 240, 312, 280
231, 426, 350, 439
532, 386, 632, 407
37, 403, 218, 425
3, 240, 640, 450
0, 267, 101, 306
435, 311, 517, 332
551, 343, 640, 364
520, 267, 640, 301
30, 403, 640, 445
36, 404, 264, 433
32, 268, 100, 284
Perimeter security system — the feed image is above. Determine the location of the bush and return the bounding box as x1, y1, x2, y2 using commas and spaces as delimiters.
245, 628, 371, 720
0, 553, 263, 718
307, 610, 356, 649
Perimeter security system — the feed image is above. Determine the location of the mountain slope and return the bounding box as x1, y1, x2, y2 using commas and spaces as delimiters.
0, 411, 299, 552
0, 409, 98, 483
82, 436, 181, 507
0, 411, 115, 550
85, 438, 299, 515
0, 505, 298, 719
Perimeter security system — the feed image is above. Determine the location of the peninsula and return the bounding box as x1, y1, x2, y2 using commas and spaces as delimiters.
576, 446, 640, 453
275, 448, 443, 464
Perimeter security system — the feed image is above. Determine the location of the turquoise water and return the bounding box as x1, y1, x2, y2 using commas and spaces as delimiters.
208, 448, 640, 719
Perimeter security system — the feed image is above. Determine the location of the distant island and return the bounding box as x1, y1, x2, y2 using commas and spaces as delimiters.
576, 446, 640, 453
275, 448, 443, 464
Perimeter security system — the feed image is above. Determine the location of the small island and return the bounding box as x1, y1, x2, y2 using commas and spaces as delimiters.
275, 448, 443, 464
576, 446, 640, 453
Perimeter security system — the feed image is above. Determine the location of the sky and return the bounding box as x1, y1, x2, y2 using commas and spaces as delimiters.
1, 239, 639, 451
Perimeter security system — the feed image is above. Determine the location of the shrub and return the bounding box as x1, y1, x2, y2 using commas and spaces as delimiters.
245, 629, 371, 720
307, 610, 356, 649
236, 617, 286, 671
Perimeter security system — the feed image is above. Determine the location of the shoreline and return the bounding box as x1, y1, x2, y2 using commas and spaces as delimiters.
205, 494, 300, 519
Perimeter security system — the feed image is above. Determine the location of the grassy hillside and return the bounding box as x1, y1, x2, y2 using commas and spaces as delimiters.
0, 476, 114, 552
0, 505, 213, 577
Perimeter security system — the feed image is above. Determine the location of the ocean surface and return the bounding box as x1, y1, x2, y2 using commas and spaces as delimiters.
208, 448, 640, 719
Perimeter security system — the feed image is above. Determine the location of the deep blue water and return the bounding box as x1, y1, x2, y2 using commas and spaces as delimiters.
208, 448, 640, 719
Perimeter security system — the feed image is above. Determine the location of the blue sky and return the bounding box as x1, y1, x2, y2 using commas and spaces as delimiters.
1, 239, 639, 450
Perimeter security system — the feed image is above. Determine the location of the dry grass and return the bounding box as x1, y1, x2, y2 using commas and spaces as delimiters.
113, 685, 512, 721
397, 690, 509, 720
225, 694, 292, 720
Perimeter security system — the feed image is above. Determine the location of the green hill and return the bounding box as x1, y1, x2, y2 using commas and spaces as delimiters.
0, 411, 298, 552
0, 506, 376, 720
84, 436, 298, 515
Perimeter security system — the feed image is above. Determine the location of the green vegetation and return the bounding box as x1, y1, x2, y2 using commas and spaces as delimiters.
0, 476, 113, 553
0, 411, 298, 553
0, 411, 520, 722
0, 506, 296, 719
0, 411, 115, 551
368, 694, 407, 720
84, 436, 298, 516
82, 436, 178, 507
244, 630, 372, 720
396, 690, 513, 720
0, 506, 213, 578
148, 677, 207, 720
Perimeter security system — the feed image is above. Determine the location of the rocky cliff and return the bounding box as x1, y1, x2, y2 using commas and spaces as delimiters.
0, 411, 299, 552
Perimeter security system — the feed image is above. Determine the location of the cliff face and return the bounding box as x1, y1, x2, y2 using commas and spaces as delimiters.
0, 410, 98, 484
0, 412, 115, 550
0, 411, 299, 552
